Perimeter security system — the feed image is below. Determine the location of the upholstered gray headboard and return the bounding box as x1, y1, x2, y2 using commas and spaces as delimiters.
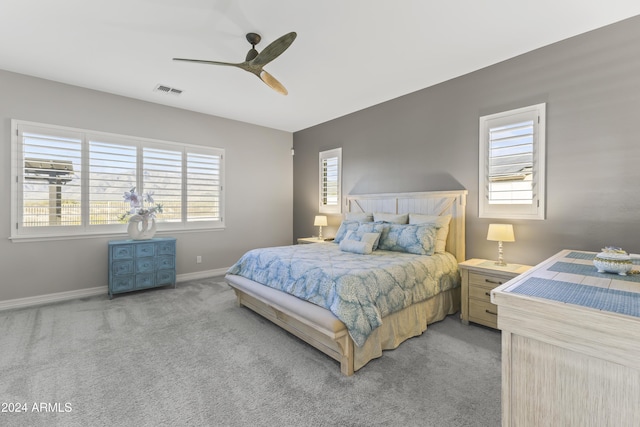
345, 190, 468, 262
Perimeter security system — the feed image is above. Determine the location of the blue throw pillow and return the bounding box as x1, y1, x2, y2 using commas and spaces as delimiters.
377, 223, 438, 255
334, 220, 360, 243
353, 222, 385, 249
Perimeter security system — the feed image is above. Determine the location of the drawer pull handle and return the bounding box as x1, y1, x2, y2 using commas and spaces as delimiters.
485, 309, 497, 316
485, 279, 503, 285
485, 291, 491, 297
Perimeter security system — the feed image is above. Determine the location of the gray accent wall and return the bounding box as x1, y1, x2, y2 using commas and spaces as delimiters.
293, 16, 640, 266
0, 70, 293, 302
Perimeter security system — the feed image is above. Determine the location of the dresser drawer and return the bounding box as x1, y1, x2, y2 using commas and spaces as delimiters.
112, 245, 134, 260
135, 243, 156, 258
156, 255, 175, 270
469, 299, 498, 328
135, 273, 155, 289
157, 241, 176, 255
111, 276, 134, 293
157, 270, 176, 285
112, 260, 134, 276
135, 257, 155, 274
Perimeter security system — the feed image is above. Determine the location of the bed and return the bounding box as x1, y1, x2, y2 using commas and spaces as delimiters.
225, 190, 468, 375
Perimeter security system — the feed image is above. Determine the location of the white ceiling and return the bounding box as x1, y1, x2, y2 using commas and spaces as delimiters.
2, 1, 640, 132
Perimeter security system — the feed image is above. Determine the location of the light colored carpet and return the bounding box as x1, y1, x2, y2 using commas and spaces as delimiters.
0, 278, 501, 426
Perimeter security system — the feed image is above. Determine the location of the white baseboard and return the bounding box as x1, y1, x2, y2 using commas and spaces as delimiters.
177, 268, 229, 282
0, 267, 230, 312
0, 286, 107, 311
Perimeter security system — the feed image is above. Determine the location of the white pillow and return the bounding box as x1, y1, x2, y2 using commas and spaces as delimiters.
338, 230, 380, 254
409, 214, 452, 254
373, 212, 408, 224
344, 212, 373, 222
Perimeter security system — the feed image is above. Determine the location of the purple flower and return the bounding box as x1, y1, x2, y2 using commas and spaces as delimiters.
123, 188, 141, 208
144, 192, 154, 205
120, 187, 163, 222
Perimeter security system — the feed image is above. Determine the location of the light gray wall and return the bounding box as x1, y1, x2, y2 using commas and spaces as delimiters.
0, 70, 293, 301
293, 16, 640, 267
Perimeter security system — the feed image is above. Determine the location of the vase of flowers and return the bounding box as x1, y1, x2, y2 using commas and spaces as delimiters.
119, 187, 163, 240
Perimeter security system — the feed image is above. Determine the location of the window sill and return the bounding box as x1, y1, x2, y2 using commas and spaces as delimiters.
9, 226, 225, 243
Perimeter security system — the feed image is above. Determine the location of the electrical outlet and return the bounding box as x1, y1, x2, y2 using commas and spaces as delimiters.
196, 256, 202, 264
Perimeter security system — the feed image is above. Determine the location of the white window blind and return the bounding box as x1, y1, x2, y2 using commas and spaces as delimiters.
488, 120, 534, 204
11, 119, 224, 240
479, 103, 546, 220
143, 146, 183, 223
21, 128, 82, 229
319, 148, 342, 214
187, 151, 223, 222
89, 139, 136, 225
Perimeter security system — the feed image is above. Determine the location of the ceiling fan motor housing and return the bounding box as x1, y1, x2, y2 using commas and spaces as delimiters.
246, 32, 261, 46
245, 33, 262, 61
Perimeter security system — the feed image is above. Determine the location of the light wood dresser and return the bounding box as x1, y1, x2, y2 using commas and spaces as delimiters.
491, 249, 640, 426
459, 259, 531, 329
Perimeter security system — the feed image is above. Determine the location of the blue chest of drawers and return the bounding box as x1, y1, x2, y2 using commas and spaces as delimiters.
108, 237, 176, 299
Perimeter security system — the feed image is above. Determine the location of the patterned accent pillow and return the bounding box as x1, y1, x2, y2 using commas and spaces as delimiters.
409, 214, 451, 254
334, 220, 360, 243
339, 231, 380, 254
377, 223, 438, 255
353, 222, 385, 249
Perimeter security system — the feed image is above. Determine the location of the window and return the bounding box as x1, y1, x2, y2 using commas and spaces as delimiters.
479, 103, 546, 220
319, 148, 342, 214
11, 120, 224, 240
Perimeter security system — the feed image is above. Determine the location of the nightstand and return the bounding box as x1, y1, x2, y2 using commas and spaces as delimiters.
459, 258, 532, 329
297, 237, 328, 244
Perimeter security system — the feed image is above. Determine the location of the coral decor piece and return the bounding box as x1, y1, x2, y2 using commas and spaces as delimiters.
593, 247, 633, 276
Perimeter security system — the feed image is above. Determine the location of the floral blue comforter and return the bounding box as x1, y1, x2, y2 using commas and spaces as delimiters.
226, 243, 460, 346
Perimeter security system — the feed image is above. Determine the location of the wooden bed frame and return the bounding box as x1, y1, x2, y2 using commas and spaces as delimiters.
225, 190, 468, 375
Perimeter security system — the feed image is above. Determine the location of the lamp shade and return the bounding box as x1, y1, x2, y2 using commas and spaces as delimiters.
487, 224, 515, 242
314, 215, 328, 227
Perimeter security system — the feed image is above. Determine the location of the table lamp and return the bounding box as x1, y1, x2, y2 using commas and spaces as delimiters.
314, 215, 328, 241
487, 224, 515, 266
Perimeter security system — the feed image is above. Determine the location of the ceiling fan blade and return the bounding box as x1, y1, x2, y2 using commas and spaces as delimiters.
173, 58, 242, 68
251, 32, 297, 67
260, 70, 288, 95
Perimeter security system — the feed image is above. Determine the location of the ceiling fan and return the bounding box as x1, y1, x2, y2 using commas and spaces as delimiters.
173, 31, 297, 95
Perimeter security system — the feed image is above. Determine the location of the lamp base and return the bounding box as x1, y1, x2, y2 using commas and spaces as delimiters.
495, 240, 507, 266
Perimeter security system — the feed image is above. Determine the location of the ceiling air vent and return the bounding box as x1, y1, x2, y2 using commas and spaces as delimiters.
154, 84, 183, 96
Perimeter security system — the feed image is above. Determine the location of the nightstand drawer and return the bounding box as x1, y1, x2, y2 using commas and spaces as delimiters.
469, 284, 493, 303
469, 272, 511, 288
469, 300, 498, 328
